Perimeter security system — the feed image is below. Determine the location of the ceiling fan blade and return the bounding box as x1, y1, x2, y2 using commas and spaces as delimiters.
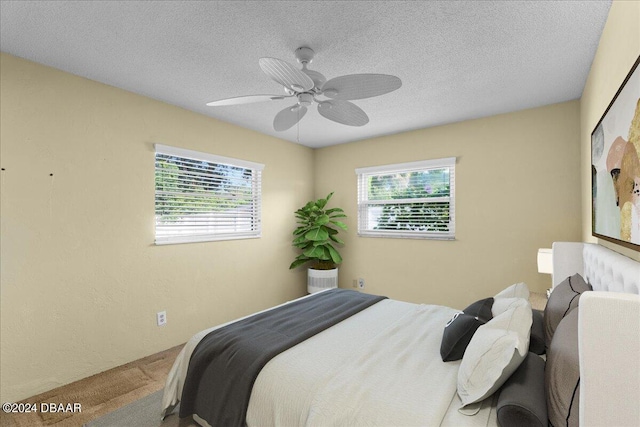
259, 57, 315, 92
274, 104, 307, 131
317, 100, 369, 127
206, 94, 290, 107
322, 74, 402, 100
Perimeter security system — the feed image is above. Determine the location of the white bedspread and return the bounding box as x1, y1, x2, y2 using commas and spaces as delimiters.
162, 291, 321, 417
163, 295, 497, 426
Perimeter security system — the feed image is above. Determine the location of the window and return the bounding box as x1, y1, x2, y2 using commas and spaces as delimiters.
356, 157, 455, 239
154, 144, 264, 244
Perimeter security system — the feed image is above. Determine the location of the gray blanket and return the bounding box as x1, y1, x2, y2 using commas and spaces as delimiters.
179, 289, 387, 427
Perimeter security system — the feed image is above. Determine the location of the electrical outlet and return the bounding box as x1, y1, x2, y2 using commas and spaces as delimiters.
157, 310, 167, 326
358, 278, 365, 289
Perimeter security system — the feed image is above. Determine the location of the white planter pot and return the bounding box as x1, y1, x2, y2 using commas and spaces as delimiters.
307, 268, 338, 294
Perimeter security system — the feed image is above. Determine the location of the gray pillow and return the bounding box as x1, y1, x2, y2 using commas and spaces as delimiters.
544, 273, 591, 350
440, 298, 494, 362
545, 308, 580, 427
529, 309, 545, 355
497, 352, 547, 427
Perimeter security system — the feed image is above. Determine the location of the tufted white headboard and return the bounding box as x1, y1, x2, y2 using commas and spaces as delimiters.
551, 242, 640, 294
551, 242, 640, 427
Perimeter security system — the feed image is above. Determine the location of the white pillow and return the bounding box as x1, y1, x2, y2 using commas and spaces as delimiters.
457, 298, 532, 408
492, 296, 528, 317
494, 282, 530, 300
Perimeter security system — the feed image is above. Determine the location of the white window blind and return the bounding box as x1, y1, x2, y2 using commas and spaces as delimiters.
154, 144, 264, 245
356, 157, 455, 240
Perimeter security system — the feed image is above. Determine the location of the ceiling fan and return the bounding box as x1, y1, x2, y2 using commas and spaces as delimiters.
206, 47, 402, 131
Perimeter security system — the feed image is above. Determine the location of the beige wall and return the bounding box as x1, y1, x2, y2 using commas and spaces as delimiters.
315, 101, 582, 309
4, 2, 633, 399
0, 53, 314, 402
580, 0, 640, 261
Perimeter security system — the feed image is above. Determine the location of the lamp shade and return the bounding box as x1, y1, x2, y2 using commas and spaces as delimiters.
537, 248, 553, 274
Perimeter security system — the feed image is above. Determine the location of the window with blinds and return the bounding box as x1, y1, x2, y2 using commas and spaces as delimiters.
356, 157, 455, 239
154, 144, 264, 245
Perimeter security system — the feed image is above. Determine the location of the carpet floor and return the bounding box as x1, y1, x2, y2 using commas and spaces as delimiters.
0, 345, 183, 427
84, 391, 197, 427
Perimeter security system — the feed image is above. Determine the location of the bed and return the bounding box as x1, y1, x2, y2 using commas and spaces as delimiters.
161, 242, 640, 427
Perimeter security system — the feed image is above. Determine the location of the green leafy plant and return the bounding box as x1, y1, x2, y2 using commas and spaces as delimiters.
289, 192, 347, 270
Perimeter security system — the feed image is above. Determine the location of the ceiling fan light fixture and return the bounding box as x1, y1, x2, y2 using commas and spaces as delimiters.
298, 93, 313, 106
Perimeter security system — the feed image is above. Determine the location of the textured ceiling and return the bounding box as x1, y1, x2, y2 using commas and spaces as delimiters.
0, 1, 611, 148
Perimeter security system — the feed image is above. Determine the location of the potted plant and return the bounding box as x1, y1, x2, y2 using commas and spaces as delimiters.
289, 192, 347, 293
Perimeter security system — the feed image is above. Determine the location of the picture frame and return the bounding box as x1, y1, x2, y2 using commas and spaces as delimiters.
591, 55, 640, 251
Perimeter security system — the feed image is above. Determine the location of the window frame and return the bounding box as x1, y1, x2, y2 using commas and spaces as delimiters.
355, 157, 456, 240
154, 144, 264, 245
